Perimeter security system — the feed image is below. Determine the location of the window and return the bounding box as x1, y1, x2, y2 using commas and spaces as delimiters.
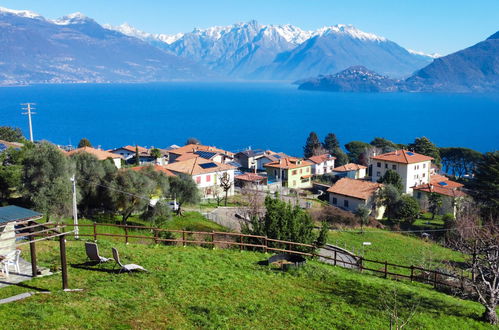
299, 169, 302, 174
423, 163, 426, 168
377, 162, 381, 168
417, 192, 422, 199
196, 176, 201, 184
306, 167, 309, 172
206, 175, 211, 182
292, 180, 296, 186
392, 165, 396, 170
377, 171, 381, 177
292, 170, 297, 175
344, 200, 349, 208
332, 197, 337, 205
422, 173, 426, 177
385, 164, 388, 169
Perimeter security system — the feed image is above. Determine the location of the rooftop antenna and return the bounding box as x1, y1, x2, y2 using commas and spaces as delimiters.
21, 103, 36, 142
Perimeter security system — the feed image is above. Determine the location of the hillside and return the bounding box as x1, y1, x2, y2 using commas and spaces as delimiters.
0, 9, 207, 84
0, 241, 494, 329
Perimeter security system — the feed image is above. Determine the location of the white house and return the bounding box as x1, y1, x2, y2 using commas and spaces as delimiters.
327, 178, 385, 219
307, 154, 336, 175
332, 163, 367, 179
371, 150, 433, 194
165, 157, 236, 199
67, 147, 123, 169
109, 145, 167, 165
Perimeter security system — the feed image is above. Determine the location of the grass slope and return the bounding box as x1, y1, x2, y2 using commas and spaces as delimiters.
0, 241, 494, 329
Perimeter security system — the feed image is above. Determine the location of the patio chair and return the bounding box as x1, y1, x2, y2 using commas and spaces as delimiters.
85, 242, 111, 265
1, 250, 21, 277
111, 248, 147, 273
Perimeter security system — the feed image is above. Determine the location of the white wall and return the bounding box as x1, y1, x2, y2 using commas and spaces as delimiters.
372, 160, 430, 194
193, 169, 235, 198
0, 222, 15, 256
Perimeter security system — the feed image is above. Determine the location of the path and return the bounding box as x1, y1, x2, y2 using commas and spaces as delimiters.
318, 244, 359, 269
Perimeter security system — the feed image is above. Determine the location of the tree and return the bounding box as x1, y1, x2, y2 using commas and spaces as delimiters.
169, 174, 200, 215
316, 221, 329, 247
323, 133, 349, 166
467, 151, 499, 221
303, 132, 322, 158
345, 141, 371, 164
219, 172, 232, 206
0, 126, 24, 142
150, 148, 161, 159
185, 137, 200, 145
370, 137, 398, 153
449, 202, 499, 325
134, 145, 140, 166
376, 184, 402, 220
111, 169, 156, 224
77, 138, 92, 148
394, 195, 420, 224
440, 147, 483, 177
408, 137, 441, 165
378, 170, 404, 192
428, 193, 443, 220
141, 201, 171, 227
22, 142, 73, 221
0, 146, 26, 201
354, 204, 371, 233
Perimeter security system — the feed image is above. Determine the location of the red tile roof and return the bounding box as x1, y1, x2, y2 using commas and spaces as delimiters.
165, 157, 235, 176
371, 150, 433, 164
168, 144, 234, 157
67, 147, 123, 160
264, 157, 313, 169
130, 165, 176, 177
327, 178, 382, 200
333, 163, 367, 172
307, 154, 336, 164
413, 175, 466, 197
235, 173, 266, 182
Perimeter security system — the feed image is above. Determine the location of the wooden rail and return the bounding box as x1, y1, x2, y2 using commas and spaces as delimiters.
59, 222, 469, 290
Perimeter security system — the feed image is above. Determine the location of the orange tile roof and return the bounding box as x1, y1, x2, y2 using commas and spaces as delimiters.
174, 153, 200, 162
333, 163, 367, 172
235, 173, 266, 182
413, 175, 466, 197
307, 154, 336, 164
165, 157, 236, 176
67, 147, 123, 160
168, 144, 234, 157
130, 165, 176, 177
371, 149, 433, 164
264, 157, 313, 169
327, 178, 382, 200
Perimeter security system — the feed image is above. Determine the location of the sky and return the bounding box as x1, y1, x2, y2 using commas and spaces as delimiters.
1, 0, 498, 55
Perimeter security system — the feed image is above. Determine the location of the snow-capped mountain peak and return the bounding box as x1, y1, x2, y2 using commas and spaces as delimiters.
315, 24, 387, 42
53, 12, 94, 25
408, 49, 442, 59
105, 23, 184, 45
0, 6, 44, 19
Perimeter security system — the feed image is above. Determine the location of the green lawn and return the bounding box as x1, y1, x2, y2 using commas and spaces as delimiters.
0, 240, 494, 329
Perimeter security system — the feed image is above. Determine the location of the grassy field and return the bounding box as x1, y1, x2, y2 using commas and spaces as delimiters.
0, 240, 495, 329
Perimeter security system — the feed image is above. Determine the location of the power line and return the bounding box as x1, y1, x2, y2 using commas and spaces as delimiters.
21, 103, 36, 142
77, 177, 152, 201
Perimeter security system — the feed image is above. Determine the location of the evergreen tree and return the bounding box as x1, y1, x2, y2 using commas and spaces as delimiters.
185, 137, 200, 145
393, 195, 420, 224
150, 148, 162, 159
77, 138, 92, 148
409, 137, 441, 165
168, 174, 200, 215
135, 145, 140, 165
353, 204, 371, 233
323, 133, 348, 166
345, 141, 371, 163
378, 169, 404, 192
0, 126, 24, 142
467, 151, 499, 221
428, 192, 443, 219
316, 221, 329, 247
303, 132, 322, 158
370, 137, 397, 153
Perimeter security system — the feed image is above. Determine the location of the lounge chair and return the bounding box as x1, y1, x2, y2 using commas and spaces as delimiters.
112, 248, 147, 273
85, 242, 111, 264
0, 250, 21, 277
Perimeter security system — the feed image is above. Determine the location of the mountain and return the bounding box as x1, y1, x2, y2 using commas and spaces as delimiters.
254, 25, 432, 80
111, 21, 432, 80
0, 7, 206, 84
405, 31, 499, 92
297, 66, 400, 92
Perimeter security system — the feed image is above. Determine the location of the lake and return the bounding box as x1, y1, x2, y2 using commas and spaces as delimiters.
0, 82, 498, 155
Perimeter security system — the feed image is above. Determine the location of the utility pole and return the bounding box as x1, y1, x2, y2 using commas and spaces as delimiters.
70, 175, 79, 239
21, 103, 36, 142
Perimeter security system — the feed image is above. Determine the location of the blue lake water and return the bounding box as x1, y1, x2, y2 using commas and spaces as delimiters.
0, 82, 498, 155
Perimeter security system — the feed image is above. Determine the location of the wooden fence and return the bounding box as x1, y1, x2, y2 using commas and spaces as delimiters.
58, 222, 468, 291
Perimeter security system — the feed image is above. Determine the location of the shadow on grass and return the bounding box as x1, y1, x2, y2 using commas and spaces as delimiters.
0, 280, 49, 292
70, 262, 119, 274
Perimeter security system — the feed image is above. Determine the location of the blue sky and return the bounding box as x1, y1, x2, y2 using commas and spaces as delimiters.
1, 0, 498, 55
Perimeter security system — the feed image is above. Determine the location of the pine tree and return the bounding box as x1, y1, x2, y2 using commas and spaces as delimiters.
77, 138, 92, 148
323, 133, 348, 166
409, 137, 441, 165
303, 132, 322, 158
135, 145, 140, 166
378, 169, 404, 192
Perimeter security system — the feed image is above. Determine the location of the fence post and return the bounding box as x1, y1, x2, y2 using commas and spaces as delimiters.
239, 235, 243, 251
433, 271, 438, 288
153, 229, 159, 244
211, 231, 215, 249
182, 231, 186, 247
264, 236, 268, 253
384, 261, 388, 278
410, 266, 414, 282
93, 222, 97, 241
124, 225, 129, 244
359, 257, 363, 272
334, 250, 337, 266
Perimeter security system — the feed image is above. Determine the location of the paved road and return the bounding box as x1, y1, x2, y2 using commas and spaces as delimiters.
318, 244, 359, 269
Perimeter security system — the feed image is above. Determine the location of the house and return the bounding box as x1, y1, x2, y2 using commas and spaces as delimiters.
332, 163, 367, 179
264, 157, 313, 189
130, 165, 176, 177
0, 206, 42, 256
67, 147, 123, 168
234, 173, 267, 188
307, 154, 336, 175
235, 149, 289, 172
0, 140, 23, 152
168, 144, 234, 164
327, 178, 385, 219
413, 174, 468, 216
371, 150, 433, 194
109, 145, 167, 165
165, 157, 236, 198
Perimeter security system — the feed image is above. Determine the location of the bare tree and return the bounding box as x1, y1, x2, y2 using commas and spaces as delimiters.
382, 287, 420, 329
219, 172, 232, 206
212, 184, 224, 206
238, 183, 265, 222
449, 201, 499, 325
